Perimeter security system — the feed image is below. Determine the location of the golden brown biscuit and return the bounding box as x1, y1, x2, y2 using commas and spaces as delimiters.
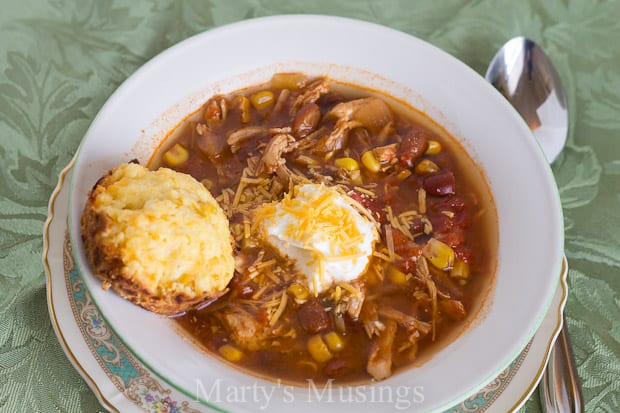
81, 162, 234, 315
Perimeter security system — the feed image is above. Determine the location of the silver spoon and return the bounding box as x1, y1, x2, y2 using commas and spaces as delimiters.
485, 36, 567, 162
485, 37, 584, 412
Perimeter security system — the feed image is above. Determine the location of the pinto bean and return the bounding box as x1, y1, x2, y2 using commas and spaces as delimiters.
297, 298, 330, 333
292, 103, 321, 138
398, 130, 428, 168
423, 171, 455, 196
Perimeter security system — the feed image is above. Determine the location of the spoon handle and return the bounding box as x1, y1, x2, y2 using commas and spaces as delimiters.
539, 318, 585, 412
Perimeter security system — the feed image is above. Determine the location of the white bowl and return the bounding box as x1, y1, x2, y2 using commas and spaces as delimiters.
68, 15, 563, 413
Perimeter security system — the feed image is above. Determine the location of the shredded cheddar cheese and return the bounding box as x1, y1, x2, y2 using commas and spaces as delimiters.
253, 184, 378, 295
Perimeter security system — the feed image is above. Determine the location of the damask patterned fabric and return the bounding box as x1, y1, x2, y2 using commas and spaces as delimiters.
0, 1, 618, 412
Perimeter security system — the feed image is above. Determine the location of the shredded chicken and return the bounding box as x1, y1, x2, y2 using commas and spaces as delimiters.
259, 134, 297, 174
204, 97, 227, 123
373, 143, 398, 166
311, 97, 394, 153
325, 98, 368, 120
315, 118, 362, 152
416, 256, 438, 339
274, 164, 296, 184
273, 88, 290, 113
295, 127, 329, 151
344, 282, 365, 319
227, 126, 293, 153
325, 97, 393, 134
227, 127, 265, 153
291, 78, 329, 115
360, 301, 384, 337
377, 306, 432, 336
366, 319, 397, 380
220, 305, 270, 351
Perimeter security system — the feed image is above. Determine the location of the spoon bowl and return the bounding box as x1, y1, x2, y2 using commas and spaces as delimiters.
485, 36, 568, 163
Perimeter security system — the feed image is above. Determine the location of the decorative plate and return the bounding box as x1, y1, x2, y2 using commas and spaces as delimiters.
45, 159, 567, 412
60, 15, 564, 412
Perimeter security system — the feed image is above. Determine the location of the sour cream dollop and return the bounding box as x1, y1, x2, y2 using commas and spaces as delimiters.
254, 184, 378, 295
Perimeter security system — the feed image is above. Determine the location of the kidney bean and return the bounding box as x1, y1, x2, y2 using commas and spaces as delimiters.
297, 299, 330, 333
423, 171, 455, 196
398, 129, 428, 168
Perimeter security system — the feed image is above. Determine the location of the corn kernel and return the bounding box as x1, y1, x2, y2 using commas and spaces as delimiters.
287, 283, 309, 302
450, 259, 470, 279
163, 143, 189, 166
335, 157, 360, 171
324, 332, 345, 352
425, 140, 442, 155
307, 334, 333, 362
387, 266, 408, 284
218, 344, 244, 362
415, 159, 440, 175
361, 150, 381, 172
423, 238, 455, 270
249, 90, 274, 109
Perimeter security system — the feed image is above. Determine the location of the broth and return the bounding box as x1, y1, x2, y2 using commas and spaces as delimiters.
150, 73, 497, 384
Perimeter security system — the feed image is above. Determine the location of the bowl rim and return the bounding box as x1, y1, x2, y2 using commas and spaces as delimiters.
67, 14, 564, 413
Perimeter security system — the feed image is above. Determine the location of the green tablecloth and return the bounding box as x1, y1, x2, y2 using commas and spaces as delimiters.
1, 1, 618, 411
